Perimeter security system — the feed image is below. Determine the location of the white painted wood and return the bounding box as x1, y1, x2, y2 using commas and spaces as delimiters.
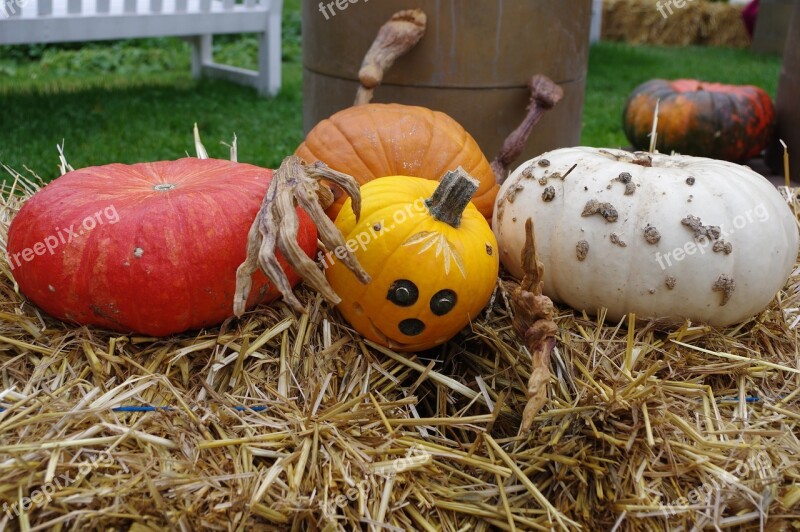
3, 0, 21, 18
0, 0, 282, 97
38, 0, 53, 16
259, 0, 282, 96
190, 34, 213, 78
4, 0, 280, 18
590, 0, 603, 43
201, 62, 259, 88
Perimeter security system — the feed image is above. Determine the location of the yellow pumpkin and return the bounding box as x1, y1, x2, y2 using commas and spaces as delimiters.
324, 169, 499, 351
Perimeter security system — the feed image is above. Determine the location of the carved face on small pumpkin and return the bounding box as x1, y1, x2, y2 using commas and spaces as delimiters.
325, 172, 499, 351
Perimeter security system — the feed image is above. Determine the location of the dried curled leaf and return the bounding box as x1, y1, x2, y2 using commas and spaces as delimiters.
505, 218, 557, 434
234, 156, 370, 316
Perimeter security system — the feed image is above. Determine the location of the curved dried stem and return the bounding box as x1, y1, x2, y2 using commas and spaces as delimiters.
234, 156, 370, 316
492, 75, 564, 184
504, 218, 558, 434
354, 9, 427, 106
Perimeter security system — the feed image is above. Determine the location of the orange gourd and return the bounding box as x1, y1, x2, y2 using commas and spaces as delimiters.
296, 103, 499, 220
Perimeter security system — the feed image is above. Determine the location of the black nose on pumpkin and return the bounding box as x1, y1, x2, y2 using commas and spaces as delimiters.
399, 318, 426, 336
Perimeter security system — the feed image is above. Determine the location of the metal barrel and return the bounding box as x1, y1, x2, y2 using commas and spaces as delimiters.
302, 0, 592, 164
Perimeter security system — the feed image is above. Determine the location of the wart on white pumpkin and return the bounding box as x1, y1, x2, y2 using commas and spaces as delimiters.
581, 199, 619, 223
713, 240, 733, 255
521, 165, 535, 179
713, 275, 736, 306
613, 172, 637, 195
610, 233, 627, 247
681, 215, 721, 241
502, 183, 525, 204
644, 225, 661, 244
576, 240, 590, 261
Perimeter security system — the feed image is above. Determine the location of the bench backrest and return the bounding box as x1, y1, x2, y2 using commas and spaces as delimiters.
0, 0, 277, 45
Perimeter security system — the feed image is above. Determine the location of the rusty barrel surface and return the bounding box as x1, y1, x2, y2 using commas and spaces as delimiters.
751, 0, 795, 55
302, 0, 592, 164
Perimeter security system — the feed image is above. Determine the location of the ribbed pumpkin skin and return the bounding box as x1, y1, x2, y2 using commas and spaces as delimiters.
623, 79, 775, 163
7, 158, 317, 336
493, 147, 799, 327
296, 103, 499, 219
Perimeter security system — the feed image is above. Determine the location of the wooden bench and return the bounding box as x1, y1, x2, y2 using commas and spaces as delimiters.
0, 0, 283, 96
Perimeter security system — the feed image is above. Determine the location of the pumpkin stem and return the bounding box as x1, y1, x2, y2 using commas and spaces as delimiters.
354, 9, 427, 106
425, 167, 479, 228
491, 75, 564, 184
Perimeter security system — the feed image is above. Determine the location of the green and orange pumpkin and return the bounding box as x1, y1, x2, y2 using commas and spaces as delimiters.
623, 79, 775, 163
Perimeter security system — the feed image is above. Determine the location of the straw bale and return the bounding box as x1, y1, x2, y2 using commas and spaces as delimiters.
603, 0, 751, 48
1, 168, 799, 530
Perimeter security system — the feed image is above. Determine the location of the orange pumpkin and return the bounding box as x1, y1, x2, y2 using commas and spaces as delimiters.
295, 103, 498, 219
623, 79, 775, 163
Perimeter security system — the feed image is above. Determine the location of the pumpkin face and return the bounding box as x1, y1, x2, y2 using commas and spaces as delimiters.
493, 147, 799, 327
295, 103, 499, 220
623, 79, 775, 163
7, 158, 317, 336
325, 173, 498, 351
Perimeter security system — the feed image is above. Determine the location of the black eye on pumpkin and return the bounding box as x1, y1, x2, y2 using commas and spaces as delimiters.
399, 319, 425, 336
430, 289, 457, 316
387, 280, 419, 307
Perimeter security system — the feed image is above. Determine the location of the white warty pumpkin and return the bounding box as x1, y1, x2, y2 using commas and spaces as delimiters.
493, 147, 799, 327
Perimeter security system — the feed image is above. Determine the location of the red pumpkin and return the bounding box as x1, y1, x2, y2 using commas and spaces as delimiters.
7, 158, 317, 336
623, 79, 775, 163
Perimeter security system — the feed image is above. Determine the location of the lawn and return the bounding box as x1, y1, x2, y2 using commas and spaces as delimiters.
0, 2, 783, 183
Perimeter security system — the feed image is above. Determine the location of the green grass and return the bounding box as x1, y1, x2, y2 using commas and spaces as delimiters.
0, 0, 303, 182
0, 5, 783, 183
